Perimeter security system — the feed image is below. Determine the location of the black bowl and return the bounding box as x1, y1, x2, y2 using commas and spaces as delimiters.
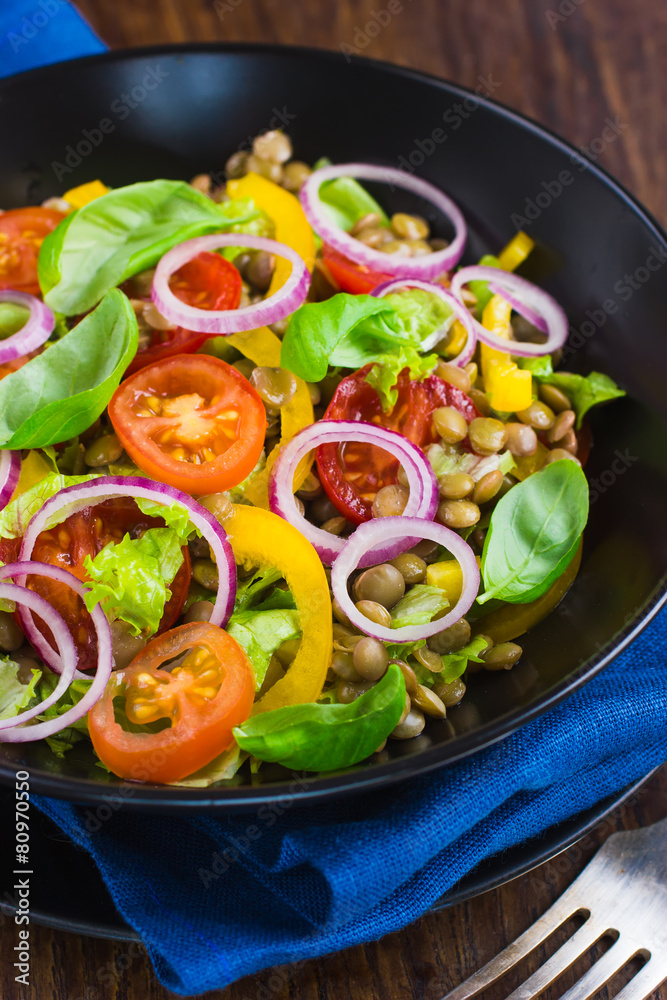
0, 44, 665, 811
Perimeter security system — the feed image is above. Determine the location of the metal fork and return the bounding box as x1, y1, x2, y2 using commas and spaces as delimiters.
443, 818, 667, 1000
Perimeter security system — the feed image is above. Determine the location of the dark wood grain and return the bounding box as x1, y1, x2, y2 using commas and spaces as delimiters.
3, 1, 666, 997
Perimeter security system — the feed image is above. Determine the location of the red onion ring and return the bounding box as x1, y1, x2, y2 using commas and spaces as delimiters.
0, 561, 112, 743
0, 450, 20, 511
450, 266, 567, 357
371, 278, 477, 365
152, 234, 309, 334
299, 163, 467, 279
18, 476, 236, 671
0, 290, 54, 364
487, 281, 548, 334
268, 420, 438, 567
331, 517, 480, 642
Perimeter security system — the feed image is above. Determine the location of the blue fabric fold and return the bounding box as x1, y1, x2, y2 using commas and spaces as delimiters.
0, 0, 105, 80
35, 608, 667, 995
2, 9, 666, 994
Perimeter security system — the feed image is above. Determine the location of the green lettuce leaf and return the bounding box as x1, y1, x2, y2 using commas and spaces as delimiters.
134, 496, 196, 545
426, 442, 516, 480
83, 527, 184, 637
0, 289, 138, 449
39, 180, 258, 315
365, 345, 439, 411
233, 567, 284, 612
319, 176, 389, 231
0, 658, 41, 720
167, 743, 248, 788
0, 471, 101, 539
227, 608, 301, 689
390, 584, 449, 629
383, 287, 453, 343
467, 254, 502, 316
439, 635, 489, 683
517, 357, 625, 427
34, 672, 93, 757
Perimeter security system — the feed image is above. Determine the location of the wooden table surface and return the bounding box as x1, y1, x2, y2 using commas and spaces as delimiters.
4, 1, 667, 997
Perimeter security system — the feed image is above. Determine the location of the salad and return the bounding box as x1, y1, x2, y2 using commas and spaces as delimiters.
0, 131, 625, 786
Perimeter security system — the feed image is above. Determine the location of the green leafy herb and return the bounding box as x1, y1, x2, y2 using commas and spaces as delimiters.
39, 180, 258, 315
233, 663, 406, 771
0, 471, 101, 539
365, 346, 439, 411
517, 357, 625, 427
479, 459, 589, 604
439, 635, 489, 683
317, 166, 388, 231
390, 584, 449, 628
83, 527, 184, 637
0, 302, 30, 338
0, 658, 41, 721
227, 609, 301, 689
467, 254, 501, 316
281, 294, 399, 381
0, 289, 138, 449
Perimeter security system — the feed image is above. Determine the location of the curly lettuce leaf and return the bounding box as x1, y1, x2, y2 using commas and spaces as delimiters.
365, 346, 439, 411
83, 527, 184, 637
0, 471, 101, 539
390, 584, 449, 629
227, 608, 301, 689
0, 658, 41, 721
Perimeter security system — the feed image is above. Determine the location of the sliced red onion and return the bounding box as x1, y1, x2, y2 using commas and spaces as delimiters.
152, 234, 309, 334
300, 163, 467, 280
0, 450, 20, 510
372, 278, 477, 365
331, 517, 480, 642
0, 290, 54, 363
18, 477, 236, 671
0, 561, 112, 743
450, 267, 567, 357
269, 420, 438, 567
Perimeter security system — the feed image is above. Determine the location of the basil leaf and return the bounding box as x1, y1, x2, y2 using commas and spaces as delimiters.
0, 289, 137, 449
227, 609, 301, 689
233, 663, 406, 771
281, 293, 399, 381
39, 180, 257, 315
479, 459, 589, 604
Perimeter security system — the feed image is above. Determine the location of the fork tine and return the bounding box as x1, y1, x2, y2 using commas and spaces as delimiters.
611, 958, 667, 1000
441, 897, 581, 1000
547, 939, 641, 1000
504, 919, 607, 1000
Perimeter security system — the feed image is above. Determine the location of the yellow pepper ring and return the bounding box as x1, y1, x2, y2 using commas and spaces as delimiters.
224, 504, 332, 713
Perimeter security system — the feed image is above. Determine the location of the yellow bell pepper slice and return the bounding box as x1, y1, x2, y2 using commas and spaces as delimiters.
223, 504, 332, 713
472, 540, 582, 643
62, 180, 109, 209
426, 560, 463, 604
226, 173, 316, 297
497, 231, 535, 272
226, 326, 314, 507
480, 296, 532, 412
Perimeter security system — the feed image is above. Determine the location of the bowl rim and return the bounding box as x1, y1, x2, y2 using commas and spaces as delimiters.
1, 42, 666, 810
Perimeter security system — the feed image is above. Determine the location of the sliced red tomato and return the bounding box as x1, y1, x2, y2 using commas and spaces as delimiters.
7, 498, 191, 672
88, 622, 255, 783
109, 354, 266, 495
317, 366, 480, 524
0, 207, 66, 295
322, 244, 395, 294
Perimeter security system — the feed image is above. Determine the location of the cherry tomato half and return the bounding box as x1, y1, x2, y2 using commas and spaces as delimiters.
322, 244, 395, 294
0, 498, 191, 671
109, 355, 266, 495
0, 207, 66, 294
316, 366, 480, 524
88, 622, 255, 783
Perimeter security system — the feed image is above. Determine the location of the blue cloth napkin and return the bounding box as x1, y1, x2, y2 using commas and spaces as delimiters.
35, 609, 667, 995
3, 8, 666, 994
0, 0, 105, 80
